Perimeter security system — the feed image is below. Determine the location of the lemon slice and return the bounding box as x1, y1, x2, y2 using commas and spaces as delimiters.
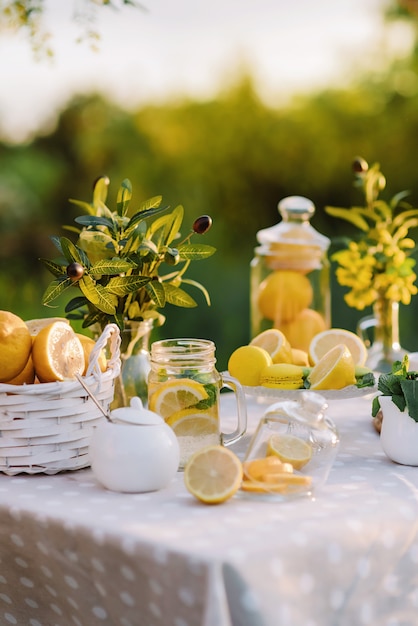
241, 473, 312, 494
266, 434, 312, 470
227, 345, 272, 386
243, 456, 293, 481
309, 328, 367, 366
167, 408, 218, 437
25, 317, 70, 337
250, 328, 293, 364
0, 310, 33, 382
308, 343, 356, 391
149, 378, 209, 418
32, 321, 85, 383
184, 445, 243, 504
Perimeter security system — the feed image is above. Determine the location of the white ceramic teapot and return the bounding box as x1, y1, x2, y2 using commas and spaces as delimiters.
89, 397, 180, 493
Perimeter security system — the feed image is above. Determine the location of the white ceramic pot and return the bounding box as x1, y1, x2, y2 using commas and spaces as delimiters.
89, 397, 180, 492
379, 395, 418, 466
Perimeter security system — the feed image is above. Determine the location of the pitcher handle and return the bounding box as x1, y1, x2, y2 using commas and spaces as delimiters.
220, 372, 247, 446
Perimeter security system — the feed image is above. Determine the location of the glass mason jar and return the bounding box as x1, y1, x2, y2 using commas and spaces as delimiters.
148, 338, 247, 469
250, 196, 331, 353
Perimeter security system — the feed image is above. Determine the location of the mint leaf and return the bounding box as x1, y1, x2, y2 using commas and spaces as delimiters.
400, 379, 418, 422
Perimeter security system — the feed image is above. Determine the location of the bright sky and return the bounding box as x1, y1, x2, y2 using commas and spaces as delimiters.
0, 0, 414, 143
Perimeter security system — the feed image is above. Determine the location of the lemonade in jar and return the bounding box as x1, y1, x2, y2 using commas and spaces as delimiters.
250, 196, 331, 353
148, 338, 246, 469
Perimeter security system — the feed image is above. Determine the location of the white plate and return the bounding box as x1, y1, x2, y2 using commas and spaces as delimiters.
240, 384, 377, 401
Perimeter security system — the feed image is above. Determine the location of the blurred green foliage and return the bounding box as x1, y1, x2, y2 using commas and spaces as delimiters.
3, 34, 418, 369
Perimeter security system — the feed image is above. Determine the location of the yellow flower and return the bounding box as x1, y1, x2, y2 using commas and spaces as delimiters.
326, 159, 418, 311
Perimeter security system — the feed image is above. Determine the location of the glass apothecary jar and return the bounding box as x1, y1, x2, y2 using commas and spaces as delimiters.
250, 196, 331, 353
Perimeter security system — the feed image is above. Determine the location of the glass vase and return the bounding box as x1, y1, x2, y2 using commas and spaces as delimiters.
111, 319, 154, 409
357, 297, 408, 373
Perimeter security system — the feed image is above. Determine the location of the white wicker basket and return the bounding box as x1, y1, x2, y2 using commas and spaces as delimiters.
0, 323, 121, 475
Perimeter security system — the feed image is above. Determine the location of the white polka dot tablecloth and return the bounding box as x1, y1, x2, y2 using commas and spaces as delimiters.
1, 393, 418, 626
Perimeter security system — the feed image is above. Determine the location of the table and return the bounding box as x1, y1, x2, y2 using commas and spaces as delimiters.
1, 392, 418, 626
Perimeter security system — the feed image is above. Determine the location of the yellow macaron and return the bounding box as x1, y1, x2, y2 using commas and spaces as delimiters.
259, 363, 305, 390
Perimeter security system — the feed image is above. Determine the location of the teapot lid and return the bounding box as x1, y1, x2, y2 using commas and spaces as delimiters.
110, 397, 165, 426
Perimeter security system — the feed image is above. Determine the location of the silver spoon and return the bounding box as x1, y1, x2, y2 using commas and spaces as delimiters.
76, 374, 112, 422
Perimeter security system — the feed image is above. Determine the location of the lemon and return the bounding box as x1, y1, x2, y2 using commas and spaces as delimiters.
266, 433, 312, 470
25, 317, 70, 337
32, 321, 85, 383
5, 355, 35, 385
291, 348, 310, 366
184, 445, 243, 504
76, 333, 107, 375
227, 345, 272, 386
249, 328, 293, 364
149, 378, 209, 418
279, 308, 327, 353
0, 310, 33, 382
309, 328, 367, 366
257, 270, 313, 324
308, 343, 356, 390
166, 408, 218, 437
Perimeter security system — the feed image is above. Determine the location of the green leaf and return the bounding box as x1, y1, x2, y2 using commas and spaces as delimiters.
400, 379, 418, 422
69, 198, 95, 216
90, 259, 135, 274
163, 282, 197, 308
42, 277, 72, 305
106, 275, 151, 296
138, 196, 163, 211
65, 296, 89, 312
146, 279, 166, 306
116, 178, 132, 217
39, 258, 66, 277
127, 204, 170, 231
149, 205, 184, 247
177, 243, 216, 260
92, 176, 110, 208
79, 274, 118, 314
74, 215, 116, 231
325, 206, 370, 231
60, 237, 85, 264
78, 230, 116, 263
181, 278, 212, 306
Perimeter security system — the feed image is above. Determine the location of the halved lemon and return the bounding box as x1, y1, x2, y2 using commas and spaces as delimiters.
25, 317, 70, 337
309, 328, 367, 366
32, 321, 85, 383
308, 343, 356, 391
184, 445, 243, 504
249, 328, 293, 364
149, 378, 209, 418
167, 408, 218, 437
266, 433, 312, 470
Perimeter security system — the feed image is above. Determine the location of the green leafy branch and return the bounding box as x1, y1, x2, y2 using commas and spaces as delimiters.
40, 177, 215, 332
